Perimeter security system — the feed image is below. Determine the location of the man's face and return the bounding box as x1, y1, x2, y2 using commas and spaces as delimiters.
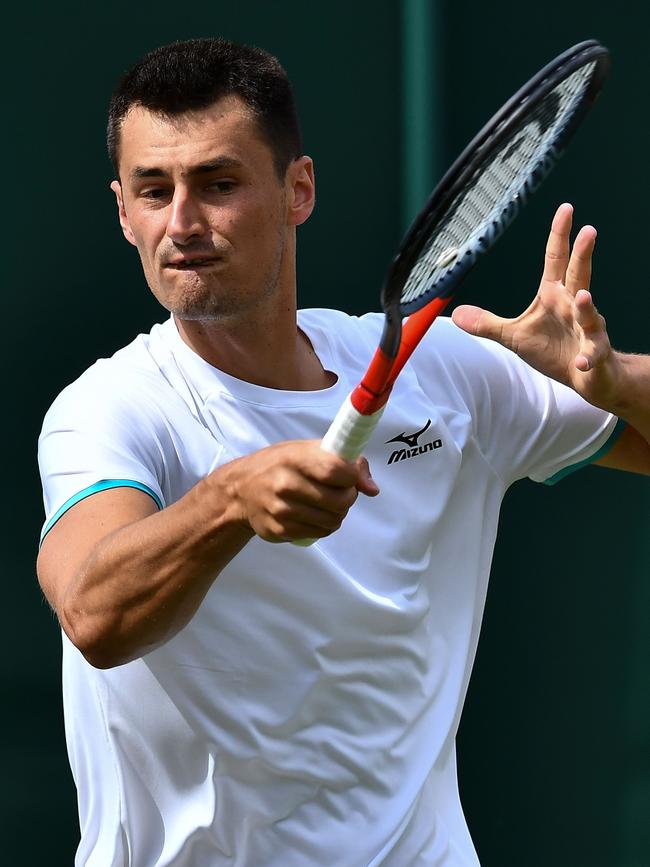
111, 97, 313, 321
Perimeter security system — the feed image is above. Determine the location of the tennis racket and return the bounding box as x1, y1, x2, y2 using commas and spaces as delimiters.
296, 39, 609, 545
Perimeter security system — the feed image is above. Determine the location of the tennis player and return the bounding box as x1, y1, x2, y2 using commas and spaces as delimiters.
37, 38, 650, 867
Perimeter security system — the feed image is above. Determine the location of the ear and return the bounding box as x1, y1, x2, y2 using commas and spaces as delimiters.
110, 180, 138, 247
286, 156, 315, 227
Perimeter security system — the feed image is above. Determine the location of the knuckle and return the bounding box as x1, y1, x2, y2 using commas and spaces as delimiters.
268, 518, 289, 541
273, 468, 298, 497
272, 498, 293, 520
256, 523, 284, 543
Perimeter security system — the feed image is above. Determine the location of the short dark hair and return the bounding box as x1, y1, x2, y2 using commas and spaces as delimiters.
107, 37, 303, 179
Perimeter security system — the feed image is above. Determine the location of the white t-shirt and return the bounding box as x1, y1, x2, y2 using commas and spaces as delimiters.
38, 310, 620, 867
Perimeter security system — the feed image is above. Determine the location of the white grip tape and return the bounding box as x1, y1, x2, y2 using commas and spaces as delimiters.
320, 396, 384, 461
293, 396, 384, 547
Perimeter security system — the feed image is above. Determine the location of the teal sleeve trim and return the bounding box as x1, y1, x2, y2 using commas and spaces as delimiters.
40, 479, 163, 545
543, 418, 627, 486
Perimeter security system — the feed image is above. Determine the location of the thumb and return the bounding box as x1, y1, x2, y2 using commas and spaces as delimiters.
452, 305, 507, 343
355, 456, 380, 497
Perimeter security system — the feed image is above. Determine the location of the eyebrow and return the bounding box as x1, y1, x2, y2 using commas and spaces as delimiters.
129, 156, 244, 182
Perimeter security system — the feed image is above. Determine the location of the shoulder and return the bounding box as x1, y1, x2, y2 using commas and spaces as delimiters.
298, 308, 512, 361
418, 316, 516, 364
411, 316, 541, 390
298, 307, 384, 350
299, 307, 383, 334
41, 332, 173, 441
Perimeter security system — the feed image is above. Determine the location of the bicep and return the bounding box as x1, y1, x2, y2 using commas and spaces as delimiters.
594, 423, 650, 476
37, 487, 159, 615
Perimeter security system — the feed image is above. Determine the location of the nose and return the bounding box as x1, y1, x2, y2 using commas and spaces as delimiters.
166, 188, 208, 245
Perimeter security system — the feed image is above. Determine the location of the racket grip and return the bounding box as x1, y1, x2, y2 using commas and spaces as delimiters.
293, 396, 384, 547
321, 395, 385, 461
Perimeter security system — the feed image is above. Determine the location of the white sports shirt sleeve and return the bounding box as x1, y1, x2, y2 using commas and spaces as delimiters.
404, 316, 622, 487
39, 362, 167, 541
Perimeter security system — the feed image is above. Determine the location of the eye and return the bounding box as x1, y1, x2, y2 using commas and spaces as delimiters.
140, 187, 170, 201
207, 180, 236, 194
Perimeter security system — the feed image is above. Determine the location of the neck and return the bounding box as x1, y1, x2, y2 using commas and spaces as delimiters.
173, 305, 334, 391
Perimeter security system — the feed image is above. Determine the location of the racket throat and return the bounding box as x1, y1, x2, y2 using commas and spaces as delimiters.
352, 296, 452, 415
350, 378, 393, 415
352, 342, 395, 413
347, 314, 400, 414
352, 345, 395, 415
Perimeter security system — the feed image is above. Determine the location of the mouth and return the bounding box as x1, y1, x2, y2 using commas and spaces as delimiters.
165, 257, 221, 271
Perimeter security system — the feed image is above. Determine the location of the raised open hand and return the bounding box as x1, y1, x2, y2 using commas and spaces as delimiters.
451, 202, 621, 411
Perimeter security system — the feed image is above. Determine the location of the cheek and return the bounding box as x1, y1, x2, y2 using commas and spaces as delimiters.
240, 205, 284, 251
226, 190, 284, 239
130, 220, 165, 265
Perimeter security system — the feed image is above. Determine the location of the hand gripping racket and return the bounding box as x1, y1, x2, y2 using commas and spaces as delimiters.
296, 39, 609, 545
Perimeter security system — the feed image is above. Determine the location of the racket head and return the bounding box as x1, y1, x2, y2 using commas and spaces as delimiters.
378, 39, 610, 356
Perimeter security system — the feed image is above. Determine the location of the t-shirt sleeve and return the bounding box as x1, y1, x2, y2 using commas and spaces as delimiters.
38, 361, 168, 542
407, 318, 619, 487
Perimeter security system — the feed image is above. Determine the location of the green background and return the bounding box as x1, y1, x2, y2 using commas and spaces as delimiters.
5, 1, 649, 864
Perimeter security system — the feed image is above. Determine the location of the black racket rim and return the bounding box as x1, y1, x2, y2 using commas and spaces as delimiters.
379, 38, 610, 350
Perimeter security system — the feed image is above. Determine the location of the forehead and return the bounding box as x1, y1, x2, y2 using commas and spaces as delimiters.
117, 96, 272, 176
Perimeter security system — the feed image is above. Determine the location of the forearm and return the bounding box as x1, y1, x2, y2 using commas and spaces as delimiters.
51, 439, 370, 668
61, 466, 254, 669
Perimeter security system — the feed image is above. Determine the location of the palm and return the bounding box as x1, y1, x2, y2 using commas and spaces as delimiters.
452, 203, 619, 411
506, 280, 585, 384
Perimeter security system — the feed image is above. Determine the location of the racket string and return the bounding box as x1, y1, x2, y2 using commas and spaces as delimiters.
400, 61, 597, 307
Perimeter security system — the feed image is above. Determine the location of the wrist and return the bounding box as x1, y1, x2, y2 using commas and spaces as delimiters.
607, 353, 650, 435
205, 458, 255, 537
608, 353, 640, 414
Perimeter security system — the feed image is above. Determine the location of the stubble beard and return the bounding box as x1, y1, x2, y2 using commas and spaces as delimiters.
152, 226, 288, 323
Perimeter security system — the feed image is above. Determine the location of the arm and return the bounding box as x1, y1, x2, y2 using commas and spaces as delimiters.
452, 202, 650, 475
37, 441, 378, 669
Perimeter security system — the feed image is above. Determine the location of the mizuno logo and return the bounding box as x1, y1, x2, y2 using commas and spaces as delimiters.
385, 420, 443, 465
385, 420, 432, 448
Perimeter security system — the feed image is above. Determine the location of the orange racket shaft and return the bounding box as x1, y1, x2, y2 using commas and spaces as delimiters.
389, 296, 452, 386
350, 296, 452, 415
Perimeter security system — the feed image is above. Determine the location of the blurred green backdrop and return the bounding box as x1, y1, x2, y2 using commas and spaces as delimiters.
4, 1, 648, 864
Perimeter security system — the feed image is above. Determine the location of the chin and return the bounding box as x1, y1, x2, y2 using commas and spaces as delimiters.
151, 278, 227, 320
169, 292, 250, 322
150, 271, 275, 321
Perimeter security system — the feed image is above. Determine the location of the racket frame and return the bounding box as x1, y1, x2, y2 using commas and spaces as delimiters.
351, 39, 610, 418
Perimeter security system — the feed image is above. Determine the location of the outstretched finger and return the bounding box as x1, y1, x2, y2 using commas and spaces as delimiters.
542, 203, 573, 283
565, 225, 597, 297
452, 305, 512, 349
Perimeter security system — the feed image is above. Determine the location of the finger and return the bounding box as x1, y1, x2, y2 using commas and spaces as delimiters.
258, 518, 338, 543
291, 481, 359, 514
355, 456, 380, 497
565, 225, 597, 297
575, 289, 605, 332
452, 305, 511, 347
271, 465, 358, 513
541, 202, 573, 283
259, 499, 351, 542
306, 450, 362, 488
574, 289, 611, 371
575, 335, 610, 372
